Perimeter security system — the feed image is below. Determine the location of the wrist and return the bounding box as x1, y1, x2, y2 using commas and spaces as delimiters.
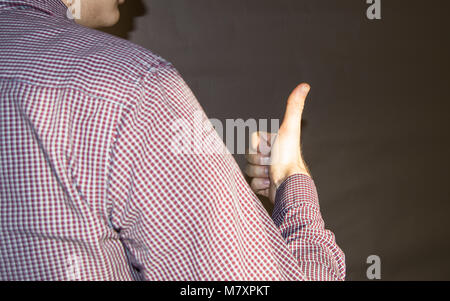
272, 165, 310, 190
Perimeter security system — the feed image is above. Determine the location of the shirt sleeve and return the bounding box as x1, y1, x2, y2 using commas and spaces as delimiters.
272, 174, 346, 280
106, 63, 346, 280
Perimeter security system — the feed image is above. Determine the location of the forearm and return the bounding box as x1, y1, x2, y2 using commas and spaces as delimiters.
272, 174, 346, 280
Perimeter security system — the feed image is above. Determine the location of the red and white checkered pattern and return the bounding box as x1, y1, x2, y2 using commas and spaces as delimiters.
0, 0, 345, 280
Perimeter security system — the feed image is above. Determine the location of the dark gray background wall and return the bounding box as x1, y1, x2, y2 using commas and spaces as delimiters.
103, 0, 450, 280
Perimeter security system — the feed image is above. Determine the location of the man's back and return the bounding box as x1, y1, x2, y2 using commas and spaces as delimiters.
0, 0, 345, 280
0, 0, 170, 280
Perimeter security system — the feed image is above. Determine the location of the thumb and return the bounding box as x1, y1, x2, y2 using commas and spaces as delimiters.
280, 83, 310, 137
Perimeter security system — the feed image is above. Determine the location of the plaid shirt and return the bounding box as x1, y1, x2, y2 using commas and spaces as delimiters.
0, 0, 345, 280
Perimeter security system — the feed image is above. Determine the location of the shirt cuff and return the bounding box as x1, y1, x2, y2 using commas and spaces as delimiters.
271, 173, 319, 227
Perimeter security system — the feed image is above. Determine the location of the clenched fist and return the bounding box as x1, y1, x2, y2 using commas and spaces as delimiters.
245, 83, 311, 203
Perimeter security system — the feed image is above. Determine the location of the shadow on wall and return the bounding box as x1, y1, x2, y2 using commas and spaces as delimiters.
101, 0, 147, 39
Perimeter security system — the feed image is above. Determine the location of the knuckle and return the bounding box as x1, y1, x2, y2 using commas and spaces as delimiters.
250, 179, 258, 190
249, 154, 260, 165
244, 164, 252, 176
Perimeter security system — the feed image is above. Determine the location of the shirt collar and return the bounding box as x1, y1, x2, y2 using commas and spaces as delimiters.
0, 0, 69, 18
